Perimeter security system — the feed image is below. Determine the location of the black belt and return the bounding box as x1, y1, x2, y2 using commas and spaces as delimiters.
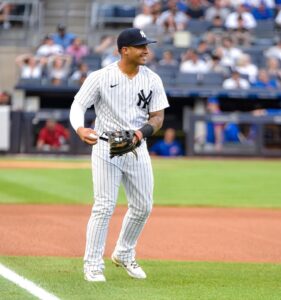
99, 132, 109, 142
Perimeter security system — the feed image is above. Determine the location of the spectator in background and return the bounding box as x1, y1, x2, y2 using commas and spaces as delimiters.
196, 40, 212, 61
159, 50, 179, 66
251, 69, 279, 88
15, 53, 47, 79
70, 62, 91, 86
0, 90, 11, 105
264, 39, 281, 61
205, 97, 224, 151
206, 52, 229, 75
251, 2, 274, 20
133, 4, 154, 29
266, 57, 281, 83
230, 15, 253, 46
180, 49, 209, 73
0, 2, 12, 29
101, 47, 120, 68
146, 47, 158, 71
205, 0, 231, 22
36, 119, 70, 151
222, 70, 250, 89
36, 35, 64, 57
219, 37, 243, 68
235, 53, 258, 83
66, 37, 89, 64
204, 15, 227, 46
245, 0, 275, 9
52, 24, 76, 49
150, 128, 184, 156
205, 97, 240, 151
186, 0, 206, 19
157, 0, 188, 33
46, 55, 72, 85
225, 4, 257, 30
94, 35, 116, 56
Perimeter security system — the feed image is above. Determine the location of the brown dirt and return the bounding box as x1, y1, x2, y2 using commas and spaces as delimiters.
0, 161, 90, 169
0, 204, 281, 263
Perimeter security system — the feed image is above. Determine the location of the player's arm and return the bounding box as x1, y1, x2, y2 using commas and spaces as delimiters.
134, 109, 164, 142
70, 72, 100, 145
70, 101, 98, 145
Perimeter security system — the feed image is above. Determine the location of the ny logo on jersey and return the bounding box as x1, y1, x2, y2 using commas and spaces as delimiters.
137, 89, 152, 109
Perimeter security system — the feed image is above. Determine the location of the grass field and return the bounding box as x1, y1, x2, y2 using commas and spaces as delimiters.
1, 257, 281, 300
0, 158, 281, 299
0, 158, 280, 207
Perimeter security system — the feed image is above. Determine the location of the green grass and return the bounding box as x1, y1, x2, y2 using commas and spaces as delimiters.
0, 256, 281, 300
0, 159, 280, 207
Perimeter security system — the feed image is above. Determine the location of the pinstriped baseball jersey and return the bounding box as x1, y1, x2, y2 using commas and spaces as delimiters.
74, 61, 169, 134
73, 59, 169, 273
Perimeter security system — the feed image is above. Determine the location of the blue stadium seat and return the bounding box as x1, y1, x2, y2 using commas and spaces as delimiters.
156, 65, 178, 77
18, 78, 42, 86
175, 73, 199, 86
115, 5, 136, 18
153, 46, 186, 63
155, 65, 178, 86
187, 20, 211, 35
43, 78, 68, 86
99, 4, 115, 17
254, 20, 275, 39
82, 54, 102, 71
200, 72, 224, 87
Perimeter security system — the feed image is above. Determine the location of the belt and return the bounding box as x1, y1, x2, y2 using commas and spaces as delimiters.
99, 132, 109, 142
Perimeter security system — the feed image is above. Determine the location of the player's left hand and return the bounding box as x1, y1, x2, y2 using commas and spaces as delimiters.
133, 130, 143, 145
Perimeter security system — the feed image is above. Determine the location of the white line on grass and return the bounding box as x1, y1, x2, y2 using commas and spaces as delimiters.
0, 263, 60, 300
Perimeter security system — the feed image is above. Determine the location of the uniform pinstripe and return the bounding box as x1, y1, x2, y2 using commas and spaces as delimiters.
73, 61, 169, 272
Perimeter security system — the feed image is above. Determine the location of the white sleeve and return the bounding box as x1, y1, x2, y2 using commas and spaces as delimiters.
149, 74, 169, 112
69, 101, 87, 131
70, 70, 101, 131
74, 70, 100, 107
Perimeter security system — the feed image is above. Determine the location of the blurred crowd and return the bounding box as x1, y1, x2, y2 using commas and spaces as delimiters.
12, 0, 281, 90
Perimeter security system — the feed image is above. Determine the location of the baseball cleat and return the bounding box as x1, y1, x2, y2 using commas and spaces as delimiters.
84, 267, 106, 282
111, 254, 146, 279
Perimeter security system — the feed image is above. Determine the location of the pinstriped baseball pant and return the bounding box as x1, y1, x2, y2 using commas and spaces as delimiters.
84, 140, 153, 271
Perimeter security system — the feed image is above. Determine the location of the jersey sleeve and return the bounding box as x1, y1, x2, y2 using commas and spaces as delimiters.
73, 70, 101, 109
149, 74, 169, 113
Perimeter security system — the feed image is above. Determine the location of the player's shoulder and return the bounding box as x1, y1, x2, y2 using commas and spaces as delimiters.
86, 62, 118, 81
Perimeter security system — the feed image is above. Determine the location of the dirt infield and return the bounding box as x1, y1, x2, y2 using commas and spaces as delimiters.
1, 204, 281, 263
0, 161, 90, 169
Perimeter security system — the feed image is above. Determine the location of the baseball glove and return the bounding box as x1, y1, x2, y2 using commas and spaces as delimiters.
106, 130, 140, 159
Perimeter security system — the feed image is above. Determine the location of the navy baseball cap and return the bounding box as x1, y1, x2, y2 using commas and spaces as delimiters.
117, 28, 156, 50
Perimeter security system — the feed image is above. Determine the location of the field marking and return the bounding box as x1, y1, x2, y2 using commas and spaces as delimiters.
0, 263, 60, 300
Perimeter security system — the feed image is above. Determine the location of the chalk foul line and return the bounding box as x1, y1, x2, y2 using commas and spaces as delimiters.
0, 263, 60, 300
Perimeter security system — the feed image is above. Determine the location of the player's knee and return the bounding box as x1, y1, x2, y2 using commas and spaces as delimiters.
135, 202, 152, 220
92, 202, 115, 218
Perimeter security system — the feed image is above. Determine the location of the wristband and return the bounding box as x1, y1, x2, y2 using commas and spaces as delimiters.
139, 124, 154, 138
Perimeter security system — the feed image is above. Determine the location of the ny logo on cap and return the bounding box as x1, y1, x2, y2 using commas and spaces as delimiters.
140, 30, 146, 38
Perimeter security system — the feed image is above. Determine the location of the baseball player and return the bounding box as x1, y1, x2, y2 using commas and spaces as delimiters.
69, 28, 169, 282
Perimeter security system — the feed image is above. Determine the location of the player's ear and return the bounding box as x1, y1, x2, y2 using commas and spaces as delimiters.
122, 47, 129, 56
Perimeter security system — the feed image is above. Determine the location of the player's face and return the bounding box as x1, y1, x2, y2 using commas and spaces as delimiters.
126, 44, 149, 65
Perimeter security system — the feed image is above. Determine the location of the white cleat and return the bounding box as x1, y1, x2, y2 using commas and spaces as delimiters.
84, 267, 106, 282
111, 254, 146, 279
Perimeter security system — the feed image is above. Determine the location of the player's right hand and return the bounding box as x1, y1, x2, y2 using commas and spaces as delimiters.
77, 127, 98, 145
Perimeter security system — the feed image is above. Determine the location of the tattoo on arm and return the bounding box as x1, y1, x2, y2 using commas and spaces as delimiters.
148, 110, 164, 134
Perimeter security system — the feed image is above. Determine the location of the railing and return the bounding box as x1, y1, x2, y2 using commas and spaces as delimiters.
185, 112, 281, 157
0, 0, 43, 47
